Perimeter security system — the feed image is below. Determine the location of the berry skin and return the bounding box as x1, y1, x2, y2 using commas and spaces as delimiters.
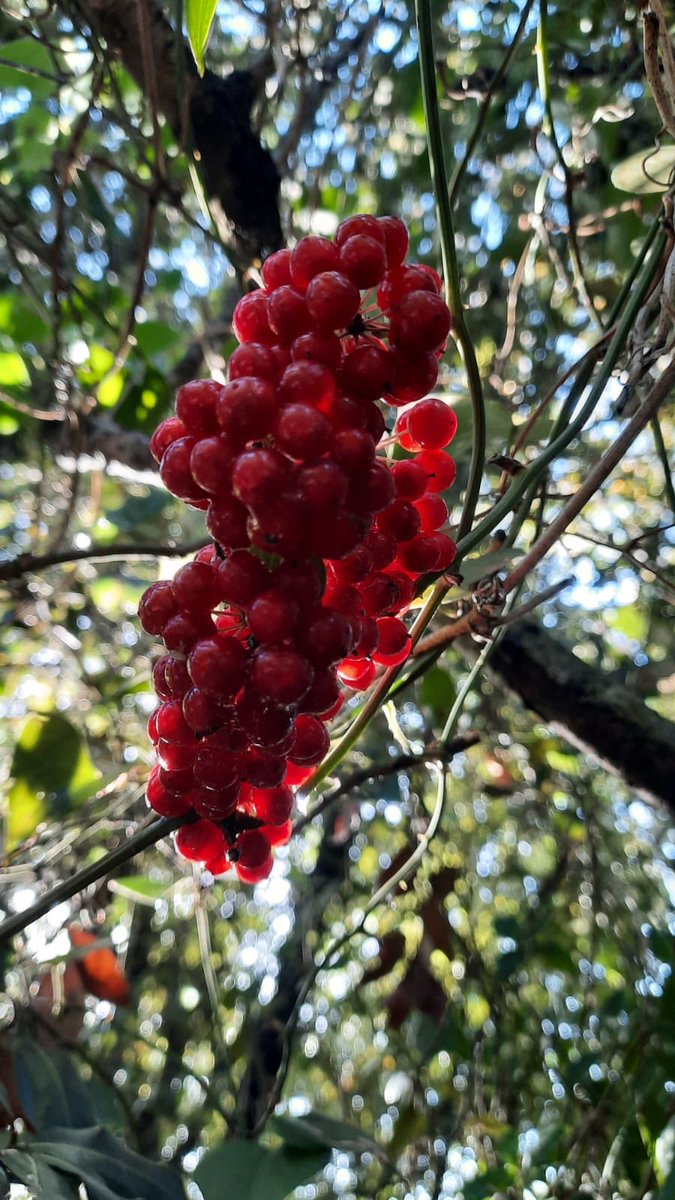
291, 332, 342, 370
206, 496, 250, 548
190, 436, 233, 495
193, 740, 241, 791
139, 581, 177, 636
392, 459, 429, 500
305, 271, 360, 331
216, 377, 277, 444
407, 398, 458, 450
172, 560, 221, 614
373, 617, 412, 666
163, 611, 213, 654
279, 361, 336, 409
147, 766, 193, 817
233, 829, 273, 884
301, 607, 355, 666
338, 235, 387, 289
299, 462, 349, 510
228, 341, 279, 383
249, 784, 294, 825
176, 380, 222, 436
289, 716, 330, 766
339, 345, 390, 402
336, 214, 385, 246
378, 216, 409, 266
248, 591, 299, 643
150, 417, 187, 464
176, 819, 226, 865
390, 290, 452, 353
160, 437, 206, 504
182, 687, 229, 737
250, 647, 314, 705
387, 349, 439, 406
267, 286, 312, 341
232, 291, 273, 343
414, 493, 449, 531
376, 500, 421, 542
241, 746, 287, 788
217, 550, 269, 606
275, 404, 332, 462
188, 635, 247, 696
261, 248, 292, 291
290, 236, 339, 291
416, 450, 458, 493
378, 265, 439, 310
337, 657, 377, 691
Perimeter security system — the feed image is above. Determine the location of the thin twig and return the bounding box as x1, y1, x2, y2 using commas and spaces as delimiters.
0, 538, 209, 582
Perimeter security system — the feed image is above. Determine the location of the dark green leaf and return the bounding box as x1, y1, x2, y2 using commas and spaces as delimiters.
28, 1126, 185, 1200
271, 1112, 375, 1152
195, 1139, 328, 1200
9, 714, 101, 846
0, 37, 58, 98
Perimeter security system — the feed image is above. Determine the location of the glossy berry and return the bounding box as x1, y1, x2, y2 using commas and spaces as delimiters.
233, 829, 273, 883
176, 819, 226, 864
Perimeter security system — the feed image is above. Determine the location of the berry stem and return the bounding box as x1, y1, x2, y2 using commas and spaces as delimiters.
414, 0, 486, 542
0, 813, 186, 943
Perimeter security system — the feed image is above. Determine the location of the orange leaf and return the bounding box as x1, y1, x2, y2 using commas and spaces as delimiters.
69, 926, 131, 1006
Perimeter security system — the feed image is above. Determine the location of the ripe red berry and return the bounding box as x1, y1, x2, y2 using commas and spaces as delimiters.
278, 361, 336, 409
378, 265, 439, 310
217, 550, 269, 606
390, 290, 452, 353
392, 459, 429, 500
289, 715, 330, 766
337, 657, 377, 691
188, 635, 247, 696
416, 450, 458, 493
250, 784, 294, 825
275, 403, 332, 461
407, 398, 458, 450
336, 214, 384, 246
250, 646, 314, 705
139, 581, 177, 636
290, 236, 340, 290
216, 377, 277, 444
339, 344, 390, 402
232, 291, 273, 343
387, 348, 439, 406
173, 560, 221, 613
305, 271, 360, 331
231, 448, 287, 507
291, 331, 342, 369
233, 829, 273, 883
160, 437, 206, 504
176, 819, 226, 864
176, 380, 222, 436
190, 436, 234, 495
248, 590, 299, 643
228, 341, 279, 383
378, 216, 409, 267
150, 416, 187, 464
267, 286, 313, 341
338, 235, 387, 289
147, 766, 193, 817
261, 248, 292, 291
373, 616, 412, 666
206, 495, 250, 548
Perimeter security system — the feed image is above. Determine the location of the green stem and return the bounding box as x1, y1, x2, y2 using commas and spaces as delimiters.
651, 414, 675, 514
415, 0, 486, 542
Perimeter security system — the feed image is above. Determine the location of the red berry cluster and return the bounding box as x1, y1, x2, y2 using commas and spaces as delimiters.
139, 214, 458, 883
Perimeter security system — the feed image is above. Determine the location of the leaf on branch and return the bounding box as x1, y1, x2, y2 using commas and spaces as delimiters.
186, 0, 218, 76
8, 714, 102, 847
611, 145, 675, 194
23, 1126, 185, 1200
195, 1138, 329, 1200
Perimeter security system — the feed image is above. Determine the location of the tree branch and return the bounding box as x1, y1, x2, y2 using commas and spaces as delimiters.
491, 620, 675, 810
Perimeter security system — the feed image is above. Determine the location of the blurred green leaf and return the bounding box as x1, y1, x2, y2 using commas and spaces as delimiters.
9, 713, 101, 846
185, 0, 218, 75
108, 876, 170, 905
195, 1139, 328, 1200
0, 37, 58, 98
0, 351, 30, 388
611, 146, 675, 194
24, 1126, 185, 1200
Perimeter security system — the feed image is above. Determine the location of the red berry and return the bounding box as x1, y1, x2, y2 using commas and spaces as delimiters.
261, 248, 292, 291
366, 529, 397, 569
165, 655, 191, 697
376, 500, 421, 542
417, 450, 457, 493
216, 377, 277, 444
182, 687, 229, 736
378, 265, 439, 310
291, 331, 342, 369
190, 436, 233, 495
233, 829, 273, 883
390, 291, 451, 353
387, 348, 439, 406
176, 380, 222, 436
299, 462, 349, 510
391, 459, 429, 500
155, 699, 192, 743
150, 416, 187, 464
231, 448, 287, 507
378, 216, 409, 267
359, 571, 401, 617
240, 746, 286, 788
160, 437, 207, 504
301, 607, 355, 665
333, 430, 376, 475
229, 341, 279, 383
297, 667, 341, 716
206, 495, 250, 548
289, 715, 330, 766
176, 819, 226, 864
249, 783, 294, 825
188, 635, 247, 696
232, 291, 273, 343
414, 493, 449, 531
250, 646, 314, 705
147, 766, 193, 817
163, 611, 213, 654
275, 403, 332, 461
290, 236, 339, 291
305, 271, 360, 331
217, 550, 269, 606
193, 738, 241, 791
173, 560, 221, 613
268, 285, 313, 341
271, 560, 324, 608
139, 581, 177, 636
336, 215, 384, 247
337, 657, 377, 691
279, 361, 336, 409
338, 235, 387, 289
248, 591, 299, 643
407, 398, 458, 450
373, 616, 412, 666
339, 344, 390, 402
237, 692, 295, 748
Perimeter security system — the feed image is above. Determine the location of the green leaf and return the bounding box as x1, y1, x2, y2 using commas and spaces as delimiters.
195, 1139, 329, 1200
26, 1126, 185, 1200
185, 0, 218, 75
13, 1040, 89, 1132
9, 714, 101, 846
0, 37, 58, 98
0, 351, 30, 387
107, 875, 170, 905
0, 294, 49, 343
2, 1146, 81, 1198
271, 1112, 375, 1153
611, 145, 675, 194
419, 665, 456, 716
134, 321, 180, 358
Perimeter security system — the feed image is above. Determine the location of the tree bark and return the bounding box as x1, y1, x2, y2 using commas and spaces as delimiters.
74, 0, 282, 264
490, 620, 675, 812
